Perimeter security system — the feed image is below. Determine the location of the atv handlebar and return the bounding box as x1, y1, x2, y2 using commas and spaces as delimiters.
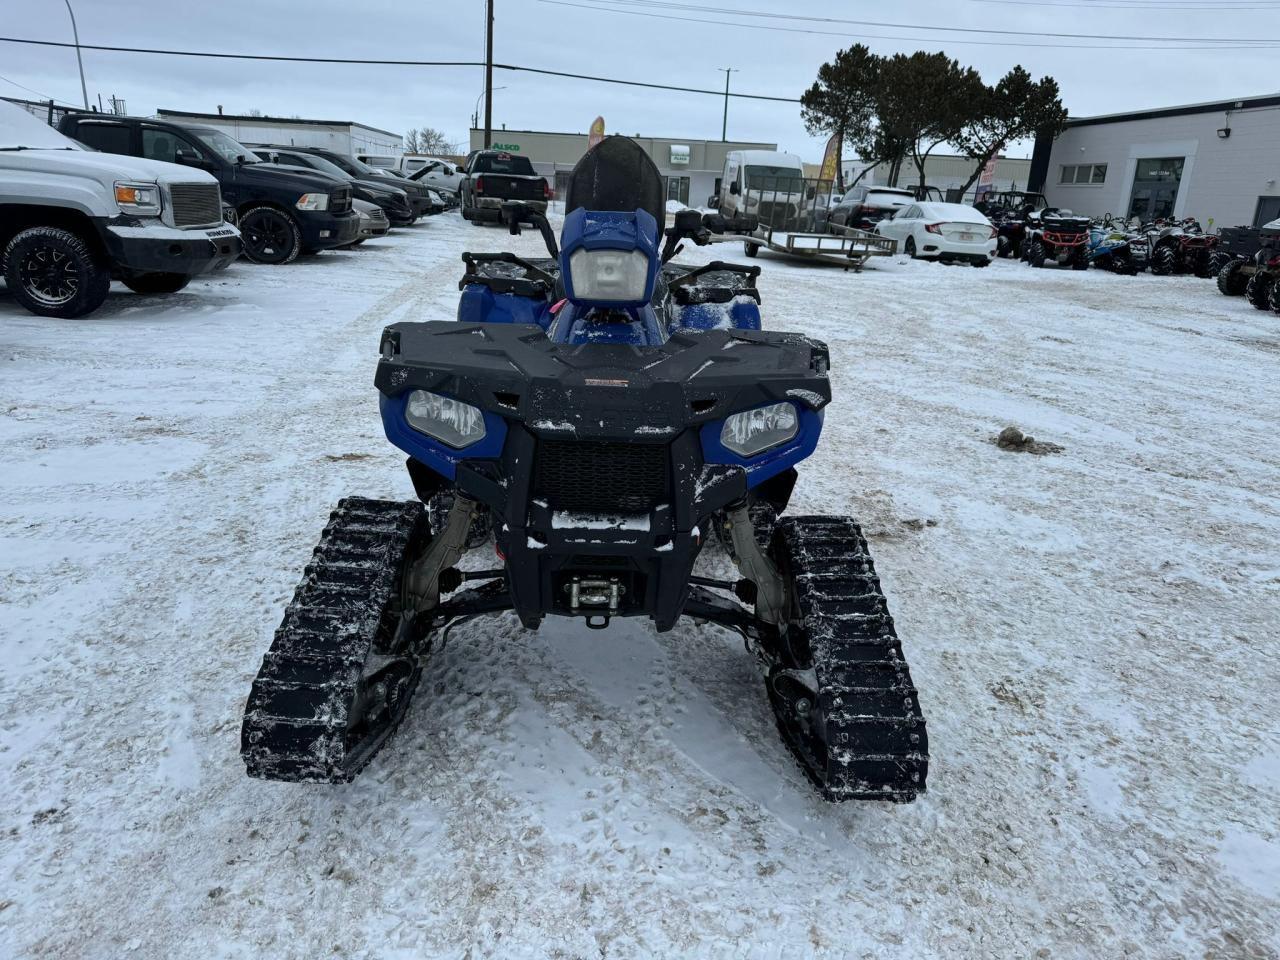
500, 201, 560, 259
660, 210, 760, 263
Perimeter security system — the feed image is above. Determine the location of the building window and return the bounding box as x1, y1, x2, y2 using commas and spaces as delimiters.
1060, 163, 1107, 185
665, 176, 690, 205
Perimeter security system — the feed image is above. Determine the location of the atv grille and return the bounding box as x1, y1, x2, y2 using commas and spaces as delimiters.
168, 182, 222, 227
533, 439, 670, 514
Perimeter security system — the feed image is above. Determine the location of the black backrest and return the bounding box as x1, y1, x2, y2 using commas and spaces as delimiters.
565, 136, 664, 226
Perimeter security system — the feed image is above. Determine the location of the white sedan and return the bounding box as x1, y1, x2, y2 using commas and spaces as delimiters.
874, 201, 997, 267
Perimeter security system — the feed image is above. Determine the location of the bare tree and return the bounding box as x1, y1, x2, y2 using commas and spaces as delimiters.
415, 127, 454, 155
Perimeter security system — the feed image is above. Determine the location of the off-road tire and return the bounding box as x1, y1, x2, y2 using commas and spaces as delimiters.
1028, 240, 1046, 269
238, 205, 302, 265
122, 273, 191, 295
743, 240, 759, 258
996, 235, 1012, 259
1019, 236, 1033, 261
1151, 244, 1178, 276
3, 226, 111, 319
1216, 259, 1248, 296
1246, 271, 1274, 310
1270, 276, 1280, 315
1191, 249, 1216, 279
1071, 249, 1090, 271
1207, 251, 1233, 277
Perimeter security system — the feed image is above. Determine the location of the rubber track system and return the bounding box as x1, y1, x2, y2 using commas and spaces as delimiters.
241, 498, 425, 782
770, 516, 928, 802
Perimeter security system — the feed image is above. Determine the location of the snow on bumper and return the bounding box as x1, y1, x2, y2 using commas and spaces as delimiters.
102, 221, 242, 276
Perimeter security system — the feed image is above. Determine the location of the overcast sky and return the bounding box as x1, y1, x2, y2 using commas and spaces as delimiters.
4, 0, 1279, 160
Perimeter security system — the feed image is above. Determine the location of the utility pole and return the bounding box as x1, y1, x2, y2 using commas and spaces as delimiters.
483, 0, 494, 148
64, 0, 89, 109
719, 68, 737, 142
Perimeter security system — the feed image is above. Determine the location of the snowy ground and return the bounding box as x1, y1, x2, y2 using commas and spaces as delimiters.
2, 215, 1278, 960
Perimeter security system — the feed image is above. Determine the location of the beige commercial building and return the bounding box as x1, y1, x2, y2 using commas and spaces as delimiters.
469, 128, 776, 207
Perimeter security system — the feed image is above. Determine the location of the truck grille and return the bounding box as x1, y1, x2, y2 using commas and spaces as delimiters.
532, 439, 670, 514
330, 187, 352, 213
168, 182, 222, 227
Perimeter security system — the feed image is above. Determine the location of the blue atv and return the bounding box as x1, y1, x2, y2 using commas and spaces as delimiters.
1087, 218, 1146, 275
240, 137, 928, 803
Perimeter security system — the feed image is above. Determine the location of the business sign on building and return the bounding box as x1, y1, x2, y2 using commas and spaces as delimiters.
669, 144, 690, 166
975, 153, 1000, 199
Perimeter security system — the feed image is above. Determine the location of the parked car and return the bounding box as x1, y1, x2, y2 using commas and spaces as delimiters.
251, 147, 414, 226
1, 101, 240, 318
403, 157, 465, 195
344, 199, 390, 247
874, 201, 997, 266
57, 113, 357, 264
458, 150, 550, 223
290, 148, 436, 221
828, 186, 914, 231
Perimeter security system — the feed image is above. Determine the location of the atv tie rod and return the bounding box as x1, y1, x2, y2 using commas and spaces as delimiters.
688, 575, 757, 605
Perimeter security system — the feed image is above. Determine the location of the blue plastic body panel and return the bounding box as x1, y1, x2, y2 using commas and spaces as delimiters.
548, 301, 665, 345
379, 391, 508, 481
458, 283, 554, 329
669, 298, 762, 334
699, 404, 824, 489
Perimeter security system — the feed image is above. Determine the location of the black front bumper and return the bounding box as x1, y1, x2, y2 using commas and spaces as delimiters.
100, 221, 242, 277
298, 210, 360, 250
379, 321, 830, 631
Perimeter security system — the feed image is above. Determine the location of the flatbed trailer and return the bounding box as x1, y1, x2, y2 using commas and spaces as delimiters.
741, 223, 897, 271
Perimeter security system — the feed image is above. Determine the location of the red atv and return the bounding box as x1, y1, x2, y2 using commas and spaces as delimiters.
1145, 218, 1220, 277
1023, 209, 1091, 270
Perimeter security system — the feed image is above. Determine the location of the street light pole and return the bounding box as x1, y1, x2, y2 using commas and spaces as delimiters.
483, 0, 494, 148
63, 0, 89, 109
719, 67, 737, 142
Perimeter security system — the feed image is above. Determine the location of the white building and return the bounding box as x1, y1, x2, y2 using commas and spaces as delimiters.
155, 109, 403, 156
1030, 93, 1280, 228
841, 153, 1032, 197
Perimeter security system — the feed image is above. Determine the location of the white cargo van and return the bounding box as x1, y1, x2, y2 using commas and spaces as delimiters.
714, 150, 807, 223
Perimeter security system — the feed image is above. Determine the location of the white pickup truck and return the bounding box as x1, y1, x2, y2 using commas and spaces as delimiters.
1, 101, 241, 318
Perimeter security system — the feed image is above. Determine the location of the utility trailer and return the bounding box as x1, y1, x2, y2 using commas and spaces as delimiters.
721, 174, 896, 270
740, 223, 896, 270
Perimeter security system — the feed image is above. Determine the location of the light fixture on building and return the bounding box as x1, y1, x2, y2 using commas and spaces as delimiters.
1217, 127, 1231, 139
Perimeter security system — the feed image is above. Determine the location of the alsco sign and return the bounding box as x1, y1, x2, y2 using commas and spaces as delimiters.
491, 142, 521, 151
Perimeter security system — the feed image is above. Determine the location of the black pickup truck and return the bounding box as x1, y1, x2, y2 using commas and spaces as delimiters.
58, 114, 359, 264
458, 150, 550, 223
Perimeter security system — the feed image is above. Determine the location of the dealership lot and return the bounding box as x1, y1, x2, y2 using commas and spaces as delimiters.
2, 218, 1278, 958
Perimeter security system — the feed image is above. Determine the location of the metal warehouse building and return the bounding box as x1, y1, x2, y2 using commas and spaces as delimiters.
156, 109, 403, 156
1030, 93, 1280, 228
468, 128, 777, 207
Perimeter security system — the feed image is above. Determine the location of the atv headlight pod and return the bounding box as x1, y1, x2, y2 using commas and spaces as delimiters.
295, 193, 330, 211
721, 402, 799, 458
113, 181, 162, 215
405, 390, 486, 448
567, 248, 651, 304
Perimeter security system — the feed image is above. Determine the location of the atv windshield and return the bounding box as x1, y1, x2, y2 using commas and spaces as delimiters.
564, 136, 665, 226
745, 165, 804, 192
473, 154, 535, 175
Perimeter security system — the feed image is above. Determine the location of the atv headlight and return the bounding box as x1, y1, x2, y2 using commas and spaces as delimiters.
114, 181, 162, 216
405, 390, 486, 448
721, 402, 798, 457
295, 193, 330, 211
568, 248, 651, 303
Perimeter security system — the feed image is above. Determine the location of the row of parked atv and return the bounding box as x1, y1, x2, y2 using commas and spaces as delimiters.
1213, 219, 1280, 314
977, 192, 1228, 276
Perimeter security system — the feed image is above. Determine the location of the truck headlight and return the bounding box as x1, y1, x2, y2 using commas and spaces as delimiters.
721, 402, 798, 457
405, 390, 486, 448
114, 181, 162, 216
295, 193, 330, 211
568, 248, 650, 303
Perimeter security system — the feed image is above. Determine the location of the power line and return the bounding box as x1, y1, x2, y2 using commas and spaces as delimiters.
565, 0, 1280, 44
542, 0, 1280, 49
0, 35, 802, 102
0, 73, 66, 102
